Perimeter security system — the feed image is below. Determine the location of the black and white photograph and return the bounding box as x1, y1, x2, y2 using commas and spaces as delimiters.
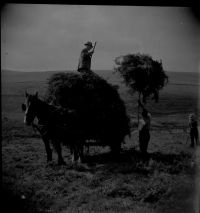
1, 4, 200, 213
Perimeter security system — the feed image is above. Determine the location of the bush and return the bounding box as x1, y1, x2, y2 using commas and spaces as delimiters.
45, 71, 130, 152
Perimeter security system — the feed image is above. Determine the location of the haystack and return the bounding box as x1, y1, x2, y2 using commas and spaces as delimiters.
45, 71, 130, 152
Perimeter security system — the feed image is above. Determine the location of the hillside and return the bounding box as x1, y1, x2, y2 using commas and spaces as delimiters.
2, 69, 199, 85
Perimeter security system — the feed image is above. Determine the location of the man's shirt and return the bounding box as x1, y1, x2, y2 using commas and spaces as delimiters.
78, 48, 92, 70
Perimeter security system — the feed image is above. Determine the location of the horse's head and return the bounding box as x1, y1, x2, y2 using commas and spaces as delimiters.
22, 91, 39, 126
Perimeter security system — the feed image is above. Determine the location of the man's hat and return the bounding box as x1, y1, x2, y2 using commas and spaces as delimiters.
84, 41, 93, 47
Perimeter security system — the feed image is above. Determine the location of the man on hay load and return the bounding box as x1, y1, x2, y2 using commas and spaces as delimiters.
77, 41, 97, 73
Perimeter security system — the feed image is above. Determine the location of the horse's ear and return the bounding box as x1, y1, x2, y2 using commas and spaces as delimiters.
35, 91, 38, 98
25, 91, 28, 97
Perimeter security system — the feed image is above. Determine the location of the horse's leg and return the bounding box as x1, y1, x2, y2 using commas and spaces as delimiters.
78, 143, 84, 163
72, 144, 80, 163
54, 142, 66, 165
70, 145, 75, 163
74, 145, 78, 162
42, 135, 52, 162
70, 142, 83, 163
85, 142, 89, 154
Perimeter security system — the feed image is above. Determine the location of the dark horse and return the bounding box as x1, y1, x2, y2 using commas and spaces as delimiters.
22, 91, 84, 165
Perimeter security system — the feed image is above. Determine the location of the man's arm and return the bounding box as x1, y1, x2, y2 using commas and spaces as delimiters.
82, 49, 93, 57
89, 42, 96, 56
88, 50, 94, 56
138, 99, 145, 110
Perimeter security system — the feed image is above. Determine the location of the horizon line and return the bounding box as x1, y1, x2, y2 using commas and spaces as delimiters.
1, 68, 199, 74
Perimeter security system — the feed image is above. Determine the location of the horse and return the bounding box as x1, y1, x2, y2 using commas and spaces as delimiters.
21, 91, 84, 165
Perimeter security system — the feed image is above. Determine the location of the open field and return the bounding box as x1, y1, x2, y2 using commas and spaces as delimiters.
2, 70, 200, 213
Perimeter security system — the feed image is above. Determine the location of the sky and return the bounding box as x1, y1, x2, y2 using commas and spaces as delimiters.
1, 4, 200, 72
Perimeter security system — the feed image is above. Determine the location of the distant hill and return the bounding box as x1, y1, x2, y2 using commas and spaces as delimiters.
1, 69, 199, 86
166, 71, 199, 85
1, 70, 71, 83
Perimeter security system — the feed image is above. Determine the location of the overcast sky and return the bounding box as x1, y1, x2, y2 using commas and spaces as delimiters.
1, 4, 200, 72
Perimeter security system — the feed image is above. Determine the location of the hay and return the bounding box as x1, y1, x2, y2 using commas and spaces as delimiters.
45, 71, 130, 151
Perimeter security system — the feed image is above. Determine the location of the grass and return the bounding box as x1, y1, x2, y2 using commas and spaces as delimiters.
2, 70, 199, 213
2, 130, 196, 213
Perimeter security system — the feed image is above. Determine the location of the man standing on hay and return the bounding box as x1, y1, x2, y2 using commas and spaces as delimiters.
77, 41, 96, 73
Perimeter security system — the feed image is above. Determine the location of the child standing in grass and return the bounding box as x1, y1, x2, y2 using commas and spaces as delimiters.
138, 100, 151, 155
188, 113, 199, 147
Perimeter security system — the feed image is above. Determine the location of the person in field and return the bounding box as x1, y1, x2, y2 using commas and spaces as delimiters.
77, 41, 95, 73
188, 113, 199, 147
138, 100, 151, 155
